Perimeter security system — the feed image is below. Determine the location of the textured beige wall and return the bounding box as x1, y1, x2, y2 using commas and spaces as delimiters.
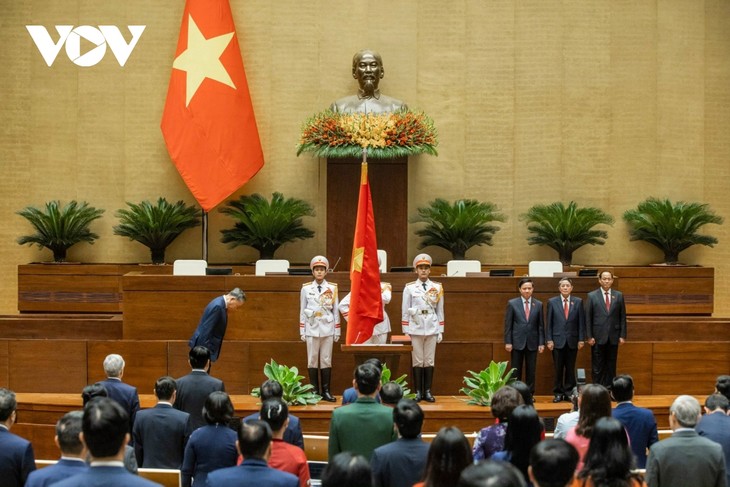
1, 0, 729, 314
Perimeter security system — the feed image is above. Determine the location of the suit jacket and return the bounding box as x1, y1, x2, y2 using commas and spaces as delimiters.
0, 427, 36, 487
52, 465, 161, 487
101, 378, 141, 438
612, 402, 659, 468
371, 437, 430, 487
25, 458, 88, 487
546, 295, 585, 348
205, 458, 299, 487
181, 424, 238, 487
174, 370, 226, 430
645, 429, 726, 487
504, 297, 545, 351
133, 403, 192, 468
328, 397, 397, 461
189, 295, 228, 361
697, 412, 730, 487
585, 288, 627, 345
243, 412, 304, 449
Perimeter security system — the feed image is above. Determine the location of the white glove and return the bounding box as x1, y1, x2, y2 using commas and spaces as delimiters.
334, 333, 341, 342
300, 334, 306, 342
408, 307, 417, 317
437, 333, 443, 344
304, 309, 314, 318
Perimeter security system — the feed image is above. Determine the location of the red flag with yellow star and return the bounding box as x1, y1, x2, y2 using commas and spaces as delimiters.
161, 0, 263, 212
347, 162, 383, 344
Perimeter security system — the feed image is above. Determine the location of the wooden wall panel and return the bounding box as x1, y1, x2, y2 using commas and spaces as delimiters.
207, 342, 250, 395
615, 343, 653, 395
8, 341, 87, 393
0, 340, 8, 388
652, 342, 730, 395
87, 341, 168, 393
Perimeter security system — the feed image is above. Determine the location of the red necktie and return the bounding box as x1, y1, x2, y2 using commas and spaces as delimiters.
524, 300, 530, 319
564, 299, 569, 319
605, 292, 610, 311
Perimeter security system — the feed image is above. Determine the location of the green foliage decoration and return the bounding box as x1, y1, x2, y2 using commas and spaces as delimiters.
251, 359, 321, 406
459, 361, 516, 407
380, 363, 416, 400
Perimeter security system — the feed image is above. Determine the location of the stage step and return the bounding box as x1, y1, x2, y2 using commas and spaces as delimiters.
0, 314, 122, 339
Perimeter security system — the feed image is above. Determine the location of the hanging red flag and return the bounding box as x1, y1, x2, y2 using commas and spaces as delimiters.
161, 0, 263, 212
346, 161, 384, 344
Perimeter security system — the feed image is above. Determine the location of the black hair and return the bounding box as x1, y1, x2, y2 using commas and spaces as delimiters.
458, 460, 526, 487
155, 376, 177, 401
491, 386, 524, 422
705, 393, 730, 412
422, 426, 473, 487
82, 397, 128, 458
189, 346, 211, 369
56, 410, 84, 455
510, 381, 534, 407
529, 439, 579, 487
322, 452, 372, 487
611, 375, 634, 403
577, 417, 640, 486
203, 391, 234, 425
576, 384, 611, 438
260, 380, 284, 401
81, 383, 108, 405
503, 405, 542, 480
380, 381, 404, 405
260, 397, 288, 432
355, 363, 381, 395
238, 419, 272, 459
393, 398, 424, 439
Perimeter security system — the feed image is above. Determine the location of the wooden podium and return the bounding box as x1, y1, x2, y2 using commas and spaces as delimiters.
340, 344, 413, 377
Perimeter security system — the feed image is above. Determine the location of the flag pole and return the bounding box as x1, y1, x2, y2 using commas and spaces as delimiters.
202, 211, 208, 262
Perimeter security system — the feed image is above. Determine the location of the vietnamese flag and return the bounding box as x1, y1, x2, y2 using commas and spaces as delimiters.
161, 0, 263, 212
346, 161, 384, 345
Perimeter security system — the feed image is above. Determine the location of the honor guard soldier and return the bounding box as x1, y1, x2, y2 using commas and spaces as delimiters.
401, 253, 444, 402
339, 255, 392, 344
300, 255, 340, 402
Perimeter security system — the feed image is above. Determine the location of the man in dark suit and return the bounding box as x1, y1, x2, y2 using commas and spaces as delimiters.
53, 398, 161, 487
133, 376, 192, 468
26, 410, 88, 487
696, 393, 730, 487
611, 374, 658, 468
585, 270, 627, 387
188, 288, 246, 363
0, 388, 35, 487
504, 278, 545, 394
645, 395, 726, 487
206, 420, 298, 487
328, 362, 397, 460
546, 277, 585, 402
99, 353, 140, 442
174, 346, 226, 430
371, 399, 430, 487
244, 380, 304, 449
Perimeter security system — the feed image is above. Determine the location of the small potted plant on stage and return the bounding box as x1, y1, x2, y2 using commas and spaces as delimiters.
113, 197, 201, 265
16, 200, 104, 262
219, 192, 315, 260
251, 359, 320, 405
460, 361, 515, 406
521, 201, 614, 266
623, 197, 723, 265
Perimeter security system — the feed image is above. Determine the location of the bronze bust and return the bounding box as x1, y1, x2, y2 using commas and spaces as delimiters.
330, 49, 408, 114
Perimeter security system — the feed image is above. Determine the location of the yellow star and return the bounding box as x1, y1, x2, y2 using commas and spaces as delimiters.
352, 247, 364, 272
173, 15, 236, 106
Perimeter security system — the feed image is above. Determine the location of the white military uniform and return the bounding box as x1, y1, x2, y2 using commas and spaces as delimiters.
300, 279, 340, 368
401, 278, 444, 366
339, 282, 392, 345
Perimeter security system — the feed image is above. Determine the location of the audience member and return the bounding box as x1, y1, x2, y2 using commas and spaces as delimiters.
371, 399, 430, 487
321, 452, 372, 487
0, 388, 36, 487
342, 358, 382, 405
328, 362, 397, 460
206, 420, 298, 487
416, 426, 473, 487
174, 346, 226, 430
554, 384, 583, 440
459, 460, 527, 487
99, 354, 140, 442
244, 380, 304, 449
565, 384, 611, 470
181, 391, 238, 487
611, 374, 658, 468
696, 393, 730, 487
52, 397, 159, 487
493, 404, 543, 481
645, 395, 726, 487
511, 381, 536, 407
473, 385, 523, 460
716, 375, 730, 403
529, 439, 579, 487
132, 376, 191, 468
257, 398, 310, 487
573, 417, 645, 487
25, 410, 88, 487
380, 381, 404, 405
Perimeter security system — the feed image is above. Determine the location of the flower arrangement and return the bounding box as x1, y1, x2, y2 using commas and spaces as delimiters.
297, 109, 438, 159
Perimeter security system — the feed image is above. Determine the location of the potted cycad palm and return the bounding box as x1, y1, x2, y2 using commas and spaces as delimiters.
219, 192, 315, 260
521, 201, 614, 265
113, 198, 201, 264
17, 200, 105, 262
623, 198, 723, 264
411, 198, 506, 260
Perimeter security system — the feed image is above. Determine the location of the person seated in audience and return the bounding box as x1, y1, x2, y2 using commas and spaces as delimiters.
696, 393, 730, 487
573, 417, 646, 487
0, 388, 36, 487
492, 404, 543, 483
380, 381, 404, 406
181, 391, 238, 487
256, 398, 310, 487
342, 358, 383, 405
98, 354, 140, 443
371, 398, 430, 487
81, 383, 138, 473
529, 439, 579, 487
511, 380, 546, 437
473, 386, 523, 460
174, 346, 226, 431
52, 398, 158, 487
611, 374, 658, 469
554, 384, 584, 440
244, 379, 304, 448
458, 460, 527, 487
715, 375, 730, 403
321, 452, 372, 487
206, 420, 298, 487
25, 410, 88, 487
565, 384, 612, 470
415, 426, 474, 487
